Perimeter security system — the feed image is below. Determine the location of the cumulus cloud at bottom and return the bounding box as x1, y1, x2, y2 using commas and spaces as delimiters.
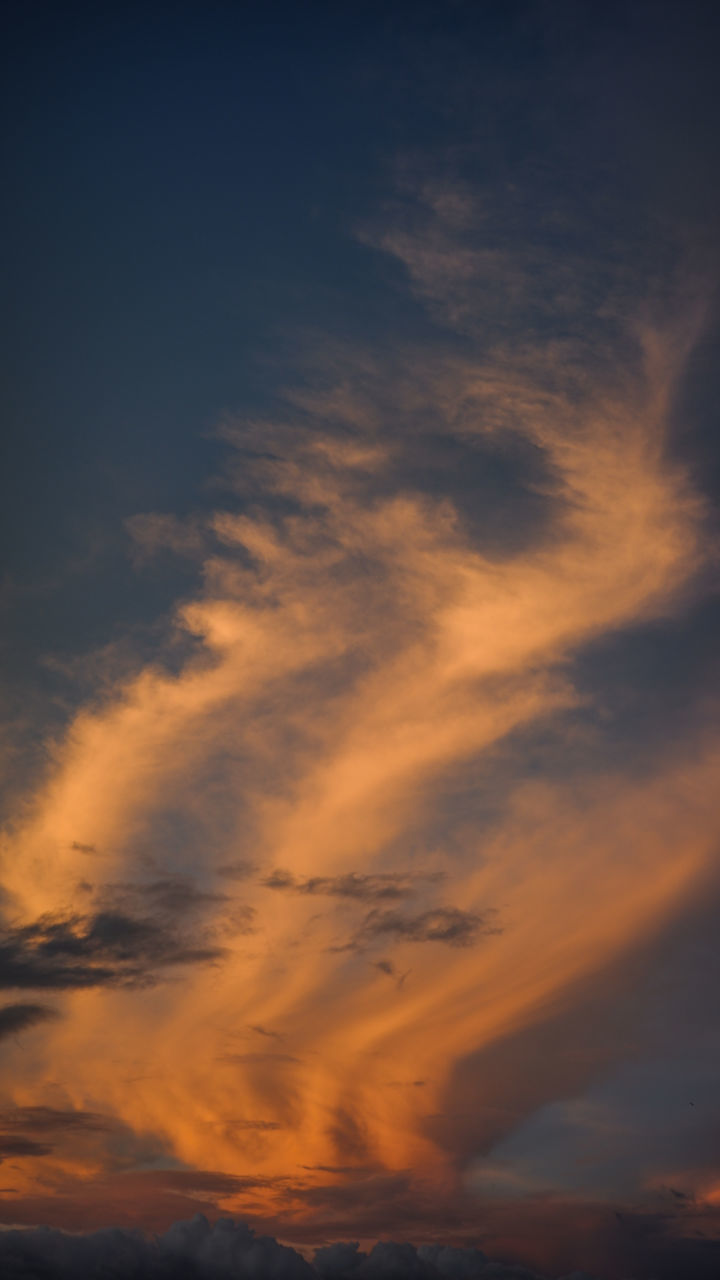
0, 1214, 593, 1280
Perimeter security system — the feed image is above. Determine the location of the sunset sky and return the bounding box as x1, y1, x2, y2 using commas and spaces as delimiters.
2, 3, 720, 1277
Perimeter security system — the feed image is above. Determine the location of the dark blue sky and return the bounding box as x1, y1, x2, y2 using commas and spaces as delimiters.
4, 0, 717, 573
3, 0, 718, 781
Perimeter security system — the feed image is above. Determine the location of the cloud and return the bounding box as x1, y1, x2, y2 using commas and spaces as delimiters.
0, 1134, 54, 1159
314, 1239, 558, 1280
0, 164, 718, 1258
0, 1213, 598, 1280
339, 907, 500, 951
0, 907, 223, 990
373, 958, 411, 990
0, 1002, 58, 1042
101, 876, 230, 919
133, 879, 226, 914
0, 1106, 114, 1133
0, 1215, 312, 1280
262, 871, 439, 902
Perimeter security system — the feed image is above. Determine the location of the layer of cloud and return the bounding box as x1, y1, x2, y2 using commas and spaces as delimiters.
0, 1214, 596, 1280
1, 1209, 718, 1279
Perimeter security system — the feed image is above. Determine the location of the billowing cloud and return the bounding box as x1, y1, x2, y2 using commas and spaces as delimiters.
2, 1209, 718, 1279
0, 1213, 597, 1279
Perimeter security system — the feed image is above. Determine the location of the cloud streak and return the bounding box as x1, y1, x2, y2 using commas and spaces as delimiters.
262, 871, 440, 902
0, 908, 224, 990
334, 907, 499, 953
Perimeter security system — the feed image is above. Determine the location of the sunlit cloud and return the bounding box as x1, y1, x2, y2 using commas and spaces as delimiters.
0, 170, 717, 1274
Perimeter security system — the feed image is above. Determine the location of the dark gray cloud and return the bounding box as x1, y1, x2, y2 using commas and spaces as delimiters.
262, 871, 441, 902
0, 908, 223, 991
314, 1239, 567, 1280
0, 1213, 597, 1279
0, 1001, 58, 1042
129, 878, 226, 916
374, 959, 410, 987
0, 1105, 166, 1173
608, 1205, 720, 1280
98, 875, 230, 918
0, 1215, 310, 1280
0, 1106, 115, 1134
338, 908, 499, 952
97, 876, 255, 942
0, 1135, 53, 1159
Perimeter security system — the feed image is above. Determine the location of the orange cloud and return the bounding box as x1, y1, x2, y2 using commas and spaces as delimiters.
0, 193, 717, 1235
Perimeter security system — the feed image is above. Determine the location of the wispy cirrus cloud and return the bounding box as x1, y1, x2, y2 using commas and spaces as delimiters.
0, 164, 717, 1262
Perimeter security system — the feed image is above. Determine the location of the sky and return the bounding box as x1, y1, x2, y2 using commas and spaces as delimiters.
1, 2, 720, 1277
